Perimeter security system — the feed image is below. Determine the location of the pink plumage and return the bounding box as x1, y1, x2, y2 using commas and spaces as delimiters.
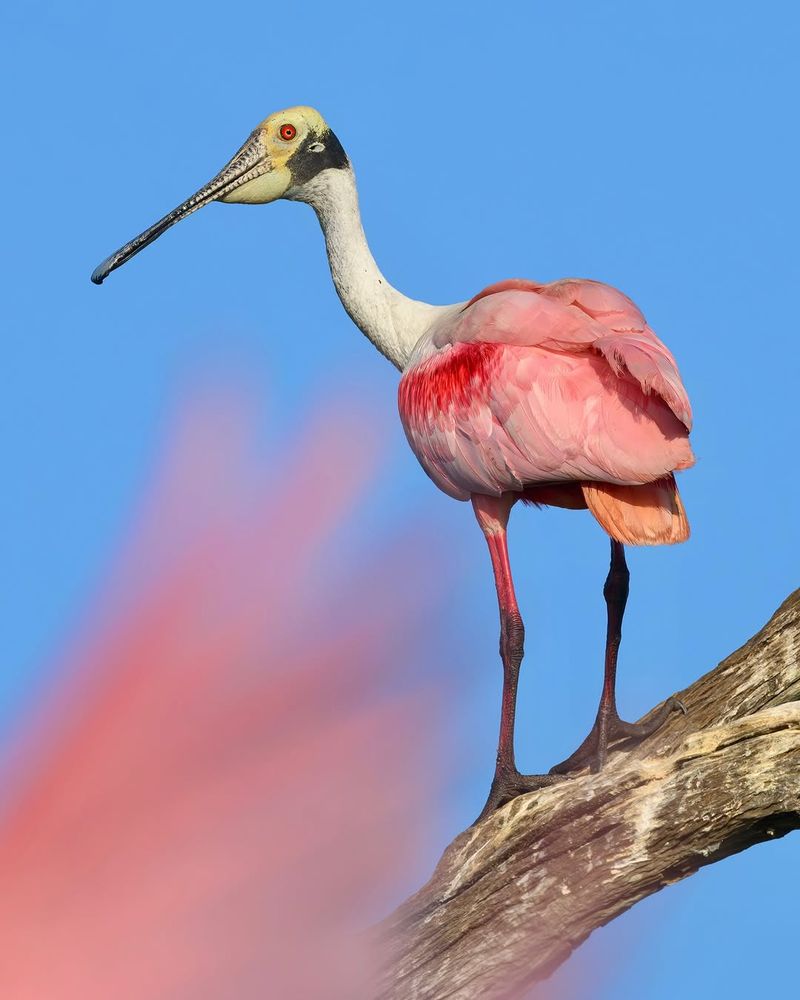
90, 109, 698, 818
399, 278, 694, 545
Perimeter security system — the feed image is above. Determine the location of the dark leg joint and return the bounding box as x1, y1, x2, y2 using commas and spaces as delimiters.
604, 541, 629, 603
603, 565, 629, 604
499, 610, 525, 669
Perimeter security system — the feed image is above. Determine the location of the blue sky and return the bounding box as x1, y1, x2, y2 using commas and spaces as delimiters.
4, 1, 799, 996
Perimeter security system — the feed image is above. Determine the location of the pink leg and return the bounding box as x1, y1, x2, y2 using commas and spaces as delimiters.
473, 493, 561, 822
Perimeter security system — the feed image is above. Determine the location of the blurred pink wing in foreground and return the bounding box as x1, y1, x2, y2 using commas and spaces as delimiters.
0, 382, 449, 1000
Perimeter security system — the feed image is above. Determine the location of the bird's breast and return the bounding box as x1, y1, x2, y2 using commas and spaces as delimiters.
399, 342, 500, 421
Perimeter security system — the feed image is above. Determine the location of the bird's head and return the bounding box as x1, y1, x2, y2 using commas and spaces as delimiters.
91, 106, 348, 285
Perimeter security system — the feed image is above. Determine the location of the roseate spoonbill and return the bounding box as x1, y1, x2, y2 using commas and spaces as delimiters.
92, 106, 693, 820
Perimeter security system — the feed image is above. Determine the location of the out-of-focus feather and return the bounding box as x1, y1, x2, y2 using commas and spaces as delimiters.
0, 382, 449, 1000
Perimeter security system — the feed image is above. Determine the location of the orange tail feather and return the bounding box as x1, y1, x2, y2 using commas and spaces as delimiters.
582, 474, 689, 546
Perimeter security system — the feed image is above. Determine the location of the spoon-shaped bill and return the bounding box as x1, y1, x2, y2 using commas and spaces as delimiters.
91, 129, 270, 285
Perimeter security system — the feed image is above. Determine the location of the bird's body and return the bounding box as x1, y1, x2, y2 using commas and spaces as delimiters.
92, 106, 694, 820
399, 277, 694, 544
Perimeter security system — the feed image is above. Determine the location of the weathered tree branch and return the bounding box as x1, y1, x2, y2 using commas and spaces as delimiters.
379, 590, 800, 999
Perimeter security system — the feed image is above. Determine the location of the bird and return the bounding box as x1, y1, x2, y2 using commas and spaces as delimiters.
92, 106, 694, 821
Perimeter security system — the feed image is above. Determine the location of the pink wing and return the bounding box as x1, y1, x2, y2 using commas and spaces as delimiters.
458, 278, 692, 429
399, 279, 694, 501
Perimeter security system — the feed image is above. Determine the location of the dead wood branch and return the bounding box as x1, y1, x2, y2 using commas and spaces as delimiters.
379, 590, 800, 1000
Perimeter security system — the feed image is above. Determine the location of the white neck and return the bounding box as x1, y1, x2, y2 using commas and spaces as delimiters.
292, 167, 455, 370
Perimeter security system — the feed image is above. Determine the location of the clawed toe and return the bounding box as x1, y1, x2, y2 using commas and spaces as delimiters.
549, 694, 687, 776
475, 770, 565, 824
611, 693, 686, 741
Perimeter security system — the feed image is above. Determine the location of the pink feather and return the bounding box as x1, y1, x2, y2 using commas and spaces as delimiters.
399, 280, 694, 513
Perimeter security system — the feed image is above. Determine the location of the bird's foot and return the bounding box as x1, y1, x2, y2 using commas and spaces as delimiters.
475, 768, 566, 825
549, 695, 686, 776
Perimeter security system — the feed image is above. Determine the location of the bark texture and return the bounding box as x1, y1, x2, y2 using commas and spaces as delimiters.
379, 590, 800, 1000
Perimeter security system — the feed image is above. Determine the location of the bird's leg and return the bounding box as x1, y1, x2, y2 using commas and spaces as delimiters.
550, 540, 685, 775
473, 494, 562, 823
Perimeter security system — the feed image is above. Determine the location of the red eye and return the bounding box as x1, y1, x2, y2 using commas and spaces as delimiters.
279, 123, 297, 141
